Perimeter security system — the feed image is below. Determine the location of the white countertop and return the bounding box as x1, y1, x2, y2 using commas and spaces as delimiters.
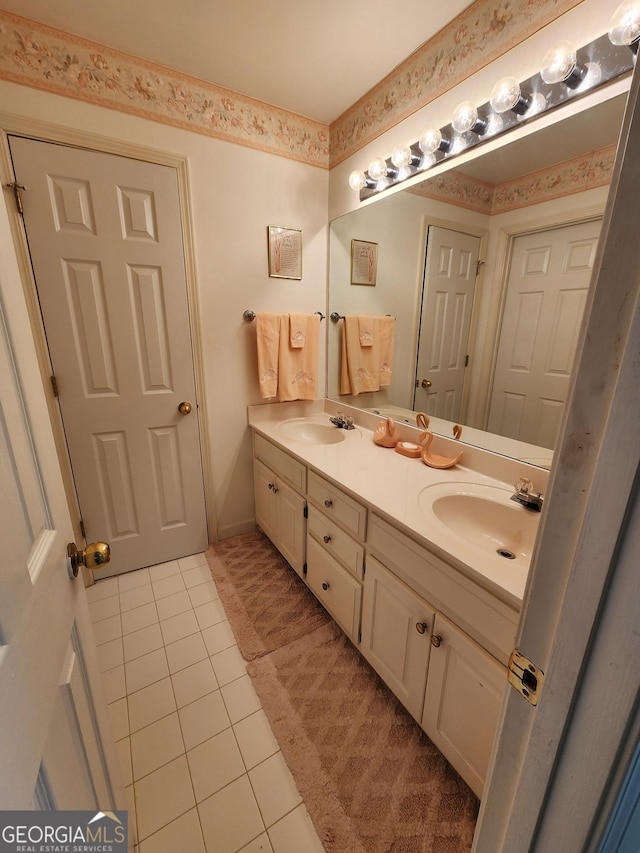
248, 401, 547, 611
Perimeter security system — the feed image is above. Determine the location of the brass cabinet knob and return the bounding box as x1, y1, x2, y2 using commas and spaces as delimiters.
67, 541, 110, 578
323, 535, 332, 544
322, 582, 330, 591
416, 622, 428, 634
178, 401, 192, 415
421, 379, 432, 388
324, 499, 333, 509
431, 634, 443, 648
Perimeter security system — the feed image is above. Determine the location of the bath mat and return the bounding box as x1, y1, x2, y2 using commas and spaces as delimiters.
248, 620, 479, 852
208, 532, 478, 850
206, 531, 331, 660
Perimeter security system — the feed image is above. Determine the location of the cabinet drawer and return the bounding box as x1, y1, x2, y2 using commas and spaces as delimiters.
254, 433, 306, 492
307, 471, 366, 541
368, 514, 518, 665
306, 536, 362, 641
307, 504, 364, 579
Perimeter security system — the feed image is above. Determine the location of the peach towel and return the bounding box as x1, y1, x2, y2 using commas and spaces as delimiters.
340, 315, 380, 395
289, 313, 308, 348
378, 315, 395, 387
256, 313, 280, 399
278, 313, 320, 401
358, 315, 375, 346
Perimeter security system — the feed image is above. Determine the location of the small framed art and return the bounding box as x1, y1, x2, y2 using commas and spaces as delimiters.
351, 239, 378, 285
267, 225, 303, 279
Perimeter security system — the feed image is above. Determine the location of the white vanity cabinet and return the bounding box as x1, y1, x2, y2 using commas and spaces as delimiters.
253, 435, 306, 578
360, 555, 436, 723
366, 513, 516, 798
422, 613, 505, 798
305, 471, 366, 641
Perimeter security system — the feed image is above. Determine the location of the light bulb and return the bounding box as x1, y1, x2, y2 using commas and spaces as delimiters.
540, 41, 586, 88
452, 101, 487, 135
419, 127, 449, 154
391, 146, 413, 168
609, 0, 640, 47
348, 170, 367, 191
490, 77, 526, 114
368, 158, 388, 181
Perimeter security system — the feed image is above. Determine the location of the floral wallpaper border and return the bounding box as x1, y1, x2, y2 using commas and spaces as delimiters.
409, 144, 615, 214
0, 11, 330, 168
0, 3, 581, 171
329, 0, 583, 167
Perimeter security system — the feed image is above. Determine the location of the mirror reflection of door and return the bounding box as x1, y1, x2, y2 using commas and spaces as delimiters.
413, 226, 481, 420
488, 218, 602, 448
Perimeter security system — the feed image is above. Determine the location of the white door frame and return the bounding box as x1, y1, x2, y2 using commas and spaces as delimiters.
473, 62, 640, 851
0, 115, 217, 562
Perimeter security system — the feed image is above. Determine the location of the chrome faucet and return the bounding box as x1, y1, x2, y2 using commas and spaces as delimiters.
510, 477, 543, 511
329, 411, 355, 430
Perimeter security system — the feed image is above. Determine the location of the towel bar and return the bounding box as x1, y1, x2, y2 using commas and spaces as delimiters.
330, 312, 395, 322
244, 310, 325, 321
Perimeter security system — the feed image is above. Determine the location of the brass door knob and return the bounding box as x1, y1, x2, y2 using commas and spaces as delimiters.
421, 379, 432, 388
67, 541, 111, 578
178, 401, 192, 415
416, 622, 428, 634
430, 634, 442, 648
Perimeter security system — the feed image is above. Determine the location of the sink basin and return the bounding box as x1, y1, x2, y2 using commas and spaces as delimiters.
276, 418, 353, 445
419, 482, 540, 564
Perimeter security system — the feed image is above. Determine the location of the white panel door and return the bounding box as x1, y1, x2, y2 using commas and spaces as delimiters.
9, 136, 208, 577
0, 200, 125, 815
488, 219, 601, 448
414, 226, 480, 420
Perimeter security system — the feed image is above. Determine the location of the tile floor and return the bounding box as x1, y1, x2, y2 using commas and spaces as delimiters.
86, 551, 325, 853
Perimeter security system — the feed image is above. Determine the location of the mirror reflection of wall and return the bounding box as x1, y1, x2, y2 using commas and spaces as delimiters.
328, 92, 627, 467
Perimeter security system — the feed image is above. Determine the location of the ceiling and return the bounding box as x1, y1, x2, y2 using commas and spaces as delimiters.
0, 0, 474, 124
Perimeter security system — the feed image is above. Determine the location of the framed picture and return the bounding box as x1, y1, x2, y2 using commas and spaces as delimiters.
351, 239, 378, 286
267, 225, 303, 279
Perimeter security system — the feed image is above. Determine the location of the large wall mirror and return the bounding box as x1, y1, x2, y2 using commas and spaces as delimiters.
328, 89, 628, 468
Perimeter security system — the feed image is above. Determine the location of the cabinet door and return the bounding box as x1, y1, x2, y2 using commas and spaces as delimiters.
422, 612, 506, 798
254, 458, 278, 542
360, 556, 435, 723
277, 478, 306, 578
306, 536, 362, 641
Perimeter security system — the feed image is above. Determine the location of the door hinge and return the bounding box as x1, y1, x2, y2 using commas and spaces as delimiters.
358, 629, 362, 644
5, 181, 27, 215
476, 259, 485, 277
79, 518, 86, 539
465, 354, 469, 367
51, 374, 59, 397
508, 649, 544, 706
303, 505, 308, 519
303, 563, 307, 577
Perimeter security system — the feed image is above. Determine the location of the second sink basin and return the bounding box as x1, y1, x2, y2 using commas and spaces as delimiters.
419, 482, 540, 565
276, 417, 358, 445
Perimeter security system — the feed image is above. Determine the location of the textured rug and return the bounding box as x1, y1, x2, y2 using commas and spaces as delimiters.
207, 532, 478, 852
206, 531, 331, 660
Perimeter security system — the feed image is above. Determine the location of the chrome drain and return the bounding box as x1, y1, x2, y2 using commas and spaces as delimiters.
497, 548, 516, 560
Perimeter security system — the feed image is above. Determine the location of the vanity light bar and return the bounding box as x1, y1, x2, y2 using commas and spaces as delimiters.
352, 31, 635, 202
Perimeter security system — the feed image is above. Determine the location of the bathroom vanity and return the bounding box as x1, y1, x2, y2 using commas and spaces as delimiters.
249, 401, 546, 798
